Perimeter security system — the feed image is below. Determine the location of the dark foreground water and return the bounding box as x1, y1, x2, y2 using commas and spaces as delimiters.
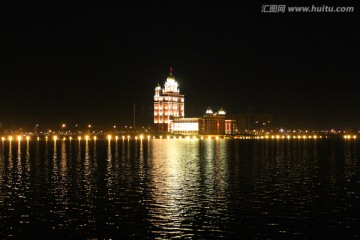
0, 138, 359, 239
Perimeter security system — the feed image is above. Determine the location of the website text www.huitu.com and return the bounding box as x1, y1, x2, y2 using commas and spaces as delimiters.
261, 5, 354, 13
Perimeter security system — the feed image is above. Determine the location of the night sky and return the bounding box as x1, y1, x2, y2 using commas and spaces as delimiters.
0, 1, 358, 130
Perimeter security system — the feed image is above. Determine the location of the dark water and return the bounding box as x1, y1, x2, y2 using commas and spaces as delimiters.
1, 138, 359, 239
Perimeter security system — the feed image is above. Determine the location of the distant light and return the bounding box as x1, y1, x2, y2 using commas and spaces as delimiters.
122, 136, 125, 140
53, 136, 57, 141
78, 136, 81, 141
216, 136, 219, 140
69, 137, 72, 141
37, 137, 40, 141
1, 137, 5, 141
115, 136, 119, 140
353, 135, 357, 139
94, 136, 97, 141
63, 137, 66, 141
135, 136, 138, 140
85, 135, 89, 140
159, 135, 162, 139
26, 136, 30, 141
88, 124, 92, 128
9, 136, 13, 141
45, 136, 48, 140
167, 136, 170, 139
107, 135, 112, 140
147, 135, 151, 139
62, 124, 66, 128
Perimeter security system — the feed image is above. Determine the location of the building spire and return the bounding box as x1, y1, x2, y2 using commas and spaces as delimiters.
170, 67, 173, 75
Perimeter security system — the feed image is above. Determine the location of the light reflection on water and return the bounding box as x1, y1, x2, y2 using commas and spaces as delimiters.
0, 139, 359, 239
148, 139, 230, 238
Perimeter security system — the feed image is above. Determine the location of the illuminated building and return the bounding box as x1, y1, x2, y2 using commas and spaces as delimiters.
153, 69, 234, 135
199, 108, 226, 135
169, 117, 199, 135
225, 119, 237, 135
154, 68, 184, 131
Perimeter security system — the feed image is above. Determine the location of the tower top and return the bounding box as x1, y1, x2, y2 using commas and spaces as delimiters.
163, 67, 178, 93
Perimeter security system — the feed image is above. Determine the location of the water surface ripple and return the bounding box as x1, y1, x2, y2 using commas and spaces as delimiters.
0, 139, 359, 239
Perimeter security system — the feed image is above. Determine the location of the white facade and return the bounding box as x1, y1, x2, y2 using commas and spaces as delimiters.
169, 118, 199, 135
154, 68, 185, 132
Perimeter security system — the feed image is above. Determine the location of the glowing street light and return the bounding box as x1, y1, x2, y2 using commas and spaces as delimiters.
61, 123, 66, 134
